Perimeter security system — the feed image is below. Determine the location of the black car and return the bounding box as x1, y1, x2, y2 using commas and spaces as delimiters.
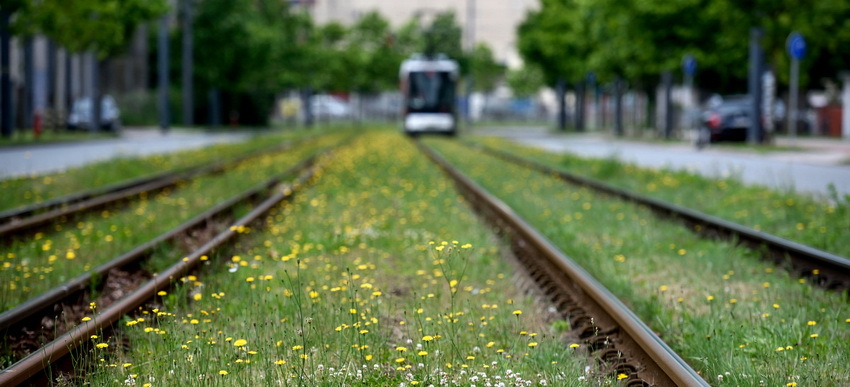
698, 95, 752, 145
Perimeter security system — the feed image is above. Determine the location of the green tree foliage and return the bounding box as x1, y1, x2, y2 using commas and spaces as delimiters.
13, 0, 167, 57
507, 65, 545, 98
518, 0, 850, 93
470, 43, 506, 93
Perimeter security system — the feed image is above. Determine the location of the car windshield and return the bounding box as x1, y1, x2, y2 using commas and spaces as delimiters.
406, 71, 455, 113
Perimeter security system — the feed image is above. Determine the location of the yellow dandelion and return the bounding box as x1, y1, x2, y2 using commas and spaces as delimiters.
233, 339, 248, 347
219, 370, 228, 375
659, 285, 668, 292
96, 343, 109, 349
81, 317, 92, 322
274, 360, 286, 365
807, 320, 817, 326
422, 335, 434, 342
569, 343, 580, 348
395, 358, 405, 363
617, 373, 628, 380
418, 351, 428, 356
396, 346, 407, 352
512, 310, 522, 315
528, 342, 538, 347
193, 293, 202, 301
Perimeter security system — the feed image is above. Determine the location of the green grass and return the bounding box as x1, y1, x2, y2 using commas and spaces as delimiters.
0, 134, 342, 316
0, 128, 323, 212
428, 137, 850, 386
467, 136, 850, 259
77, 131, 604, 386
0, 129, 119, 147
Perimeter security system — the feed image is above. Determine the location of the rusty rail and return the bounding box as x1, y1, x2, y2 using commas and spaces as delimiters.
417, 140, 708, 386
0, 158, 320, 386
469, 141, 850, 291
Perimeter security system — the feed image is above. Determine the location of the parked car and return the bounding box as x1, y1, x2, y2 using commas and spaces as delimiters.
67, 95, 121, 131
310, 94, 351, 120
697, 95, 752, 145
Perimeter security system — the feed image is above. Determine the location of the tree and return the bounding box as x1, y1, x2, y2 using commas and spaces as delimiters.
470, 43, 505, 93
14, 0, 167, 58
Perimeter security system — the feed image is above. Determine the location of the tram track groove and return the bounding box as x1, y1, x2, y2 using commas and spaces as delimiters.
464, 140, 850, 291
0, 150, 324, 386
416, 140, 708, 386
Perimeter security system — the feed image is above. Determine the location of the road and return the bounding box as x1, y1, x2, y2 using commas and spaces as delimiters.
478, 127, 850, 199
0, 128, 254, 179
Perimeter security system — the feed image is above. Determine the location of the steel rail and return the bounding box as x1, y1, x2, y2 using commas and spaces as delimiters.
0, 160, 320, 387
0, 137, 311, 238
470, 141, 850, 290
0, 154, 319, 333
417, 141, 708, 387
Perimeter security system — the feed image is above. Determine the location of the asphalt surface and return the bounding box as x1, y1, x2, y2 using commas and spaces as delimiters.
0, 128, 253, 179
477, 126, 850, 199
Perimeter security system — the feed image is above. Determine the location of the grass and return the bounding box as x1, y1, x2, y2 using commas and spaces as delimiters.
75, 131, 606, 386
0, 127, 321, 211
0, 133, 342, 316
0, 129, 120, 147
467, 136, 850, 259
427, 137, 850, 386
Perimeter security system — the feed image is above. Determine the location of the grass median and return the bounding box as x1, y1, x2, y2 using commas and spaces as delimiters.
429, 137, 850, 386
79, 131, 603, 386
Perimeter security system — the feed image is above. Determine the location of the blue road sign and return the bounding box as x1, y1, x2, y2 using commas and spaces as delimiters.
787, 32, 806, 60
682, 55, 697, 76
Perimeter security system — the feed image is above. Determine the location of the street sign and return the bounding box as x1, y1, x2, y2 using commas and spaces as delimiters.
787, 32, 806, 60
682, 54, 697, 77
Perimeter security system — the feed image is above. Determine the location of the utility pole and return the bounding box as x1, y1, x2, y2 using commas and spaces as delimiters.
182, 0, 193, 127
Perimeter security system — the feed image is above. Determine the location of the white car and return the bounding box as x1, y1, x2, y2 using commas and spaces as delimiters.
310, 94, 351, 120
67, 95, 121, 131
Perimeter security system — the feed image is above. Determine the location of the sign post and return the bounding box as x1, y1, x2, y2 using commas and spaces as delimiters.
682, 54, 697, 136
787, 32, 806, 141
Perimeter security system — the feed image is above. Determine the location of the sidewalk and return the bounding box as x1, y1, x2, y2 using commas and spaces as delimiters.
477, 126, 850, 198
0, 127, 254, 179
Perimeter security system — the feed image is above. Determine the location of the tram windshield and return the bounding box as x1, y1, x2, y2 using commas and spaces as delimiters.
406, 71, 455, 113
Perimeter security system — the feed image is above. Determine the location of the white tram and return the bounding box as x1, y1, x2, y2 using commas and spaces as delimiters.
399, 54, 459, 135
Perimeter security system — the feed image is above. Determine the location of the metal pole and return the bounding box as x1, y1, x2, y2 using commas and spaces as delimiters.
158, 11, 171, 131
182, 0, 193, 127
615, 76, 623, 136
748, 27, 763, 144
788, 58, 799, 140
1, 10, 12, 138
556, 78, 566, 131
662, 70, 673, 139
23, 38, 33, 130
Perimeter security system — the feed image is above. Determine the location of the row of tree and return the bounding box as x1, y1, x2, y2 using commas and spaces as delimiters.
2, 0, 506, 128
517, 0, 850, 97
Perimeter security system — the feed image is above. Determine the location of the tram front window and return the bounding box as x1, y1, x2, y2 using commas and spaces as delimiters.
407, 71, 455, 113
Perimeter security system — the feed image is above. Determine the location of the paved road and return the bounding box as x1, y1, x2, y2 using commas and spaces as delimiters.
478, 127, 850, 199
0, 128, 253, 179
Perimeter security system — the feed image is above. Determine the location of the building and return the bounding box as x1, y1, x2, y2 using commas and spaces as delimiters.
308, 0, 538, 69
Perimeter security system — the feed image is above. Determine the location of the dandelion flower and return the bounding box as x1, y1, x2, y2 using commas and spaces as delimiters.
219, 370, 228, 375
617, 374, 628, 380
513, 310, 522, 316
234, 339, 248, 347
807, 320, 817, 326
81, 317, 91, 322
96, 343, 109, 349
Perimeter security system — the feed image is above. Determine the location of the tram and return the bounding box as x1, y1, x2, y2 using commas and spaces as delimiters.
399, 53, 459, 136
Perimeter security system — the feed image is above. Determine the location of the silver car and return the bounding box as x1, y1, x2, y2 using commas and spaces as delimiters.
67, 95, 121, 131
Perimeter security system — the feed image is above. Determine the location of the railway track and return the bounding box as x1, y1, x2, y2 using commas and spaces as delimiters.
416, 140, 708, 386
465, 141, 850, 291
0, 137, 313, 241
0, 149, 325, 386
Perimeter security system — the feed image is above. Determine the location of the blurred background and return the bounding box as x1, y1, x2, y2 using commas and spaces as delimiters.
2, 0, 850, 142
